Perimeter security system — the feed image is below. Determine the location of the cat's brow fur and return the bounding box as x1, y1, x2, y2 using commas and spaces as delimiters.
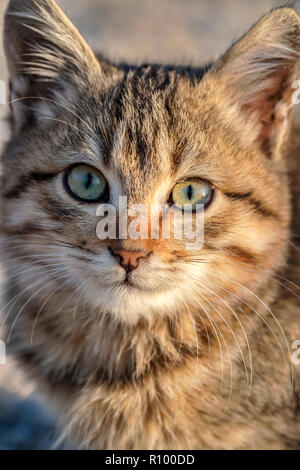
1, 0, 300, 449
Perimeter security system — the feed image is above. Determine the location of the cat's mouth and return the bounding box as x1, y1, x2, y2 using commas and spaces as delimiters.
113, 273, 164, 293
122, 275, 138, 289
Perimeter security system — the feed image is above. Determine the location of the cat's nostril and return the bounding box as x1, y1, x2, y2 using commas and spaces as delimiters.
111, 249, 150, 272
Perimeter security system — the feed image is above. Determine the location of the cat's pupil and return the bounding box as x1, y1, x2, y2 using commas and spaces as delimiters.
186, 185, 193, 201
85, 173, 93, 190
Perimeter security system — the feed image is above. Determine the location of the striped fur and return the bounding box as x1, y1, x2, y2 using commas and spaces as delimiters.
1, 1, 300, 449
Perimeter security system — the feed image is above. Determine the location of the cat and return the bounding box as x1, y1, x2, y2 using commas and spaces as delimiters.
1, 0, 300, 450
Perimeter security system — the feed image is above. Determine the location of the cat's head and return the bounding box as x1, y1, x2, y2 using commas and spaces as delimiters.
1, 0, 300, 324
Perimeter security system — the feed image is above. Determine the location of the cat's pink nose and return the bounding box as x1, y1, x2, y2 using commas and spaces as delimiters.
111, 249, 149, 272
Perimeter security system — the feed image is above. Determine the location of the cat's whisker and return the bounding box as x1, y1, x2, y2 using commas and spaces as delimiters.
0, 238, 92, 255
38, 116, 96, 143
0, 241, 82, 251
46, 273, 95, 346
0, 260, 69, 314
196, 299, 234, 410
0, 260, 68, 305
200, 269, 287, 353
3, 96, 98, 140
183, 255, 300, 307
186, 290, 225, 387
0, 256, 68, 277
202, 281, 253, 394
2, 265, 68, 326
30, 274, 76, 344
0, 233, 83, 247
188, 287, 236, 406
1, 253, 94, 273
171, 293, 211, 370
195, 277, 255, 396
7, 267, 69, 343
3, 243, 90, 256
0, 234, 62, 241
29, 265, 94, 344
1, 256, 84, 275
57, 273, 94, 321
3, 263, 68, 304
181, 253, 300, 293
288, 239, 300, 253
203, 273, 292, 394
219, 273, 292, 369
212, 251, 300, 293
189, 274, 251, 392
189, 297, 211, 361
180, 296, 200, 372
193, 269, 294, 392
169, 304, 185, 370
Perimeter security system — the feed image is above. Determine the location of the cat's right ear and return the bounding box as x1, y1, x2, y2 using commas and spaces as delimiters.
4, 0, 107, 132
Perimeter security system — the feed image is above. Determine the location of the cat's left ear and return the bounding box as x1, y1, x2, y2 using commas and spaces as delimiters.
208, 7, 300, 160
4, 0, 106, 132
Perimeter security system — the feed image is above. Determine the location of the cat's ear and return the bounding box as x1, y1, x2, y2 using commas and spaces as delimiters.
210, 7, 300, 160
4, 0, 103, 131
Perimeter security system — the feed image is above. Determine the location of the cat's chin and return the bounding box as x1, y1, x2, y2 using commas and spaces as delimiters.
84, 280, 183, 324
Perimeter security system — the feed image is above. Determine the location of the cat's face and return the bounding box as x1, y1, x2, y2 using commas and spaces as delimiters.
1, 1, 299, 324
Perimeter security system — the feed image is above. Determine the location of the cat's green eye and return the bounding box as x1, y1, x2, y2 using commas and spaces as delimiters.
64, 165, 108, 203
171, 178, 214, 211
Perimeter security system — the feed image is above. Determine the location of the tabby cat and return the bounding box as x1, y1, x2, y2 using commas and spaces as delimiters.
1, 0, 300, 449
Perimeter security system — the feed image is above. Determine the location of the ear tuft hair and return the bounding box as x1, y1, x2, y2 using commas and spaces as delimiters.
212, 7, 300, 159
4, 0, 101, 131
5, 0, 100, 81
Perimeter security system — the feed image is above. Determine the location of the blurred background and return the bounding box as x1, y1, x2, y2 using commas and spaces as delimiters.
0, 0, 293, 450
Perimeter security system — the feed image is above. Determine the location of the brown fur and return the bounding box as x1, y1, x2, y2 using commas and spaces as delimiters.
0, 0, 300, 449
